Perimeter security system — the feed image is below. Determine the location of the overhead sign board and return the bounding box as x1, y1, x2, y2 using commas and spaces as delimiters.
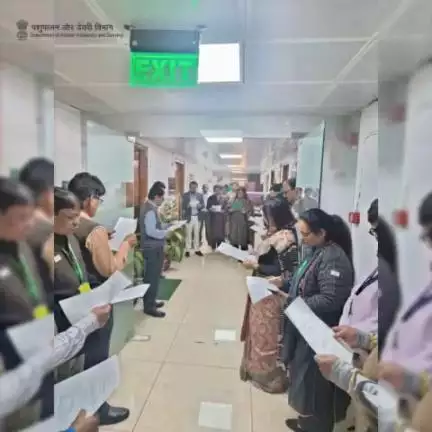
129, 52, 199, 88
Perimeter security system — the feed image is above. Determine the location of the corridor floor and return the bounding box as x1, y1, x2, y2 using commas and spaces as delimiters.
102, 253, 296, 432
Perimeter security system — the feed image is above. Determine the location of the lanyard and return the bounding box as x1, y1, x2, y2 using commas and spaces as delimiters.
354, 268, 378, 296
62, 241, 84, 284
401, 289, 432, 322
14, 255, 41, 305
348, 269, 379, 316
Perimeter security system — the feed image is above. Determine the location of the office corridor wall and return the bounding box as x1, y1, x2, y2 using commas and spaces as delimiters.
0, 64, 39, 174
320, 116, 359, 224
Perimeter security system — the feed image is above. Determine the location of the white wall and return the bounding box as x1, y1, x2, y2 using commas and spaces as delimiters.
320, 116, 359, 222
0, 63, 39, 174
54, 101, 82, 185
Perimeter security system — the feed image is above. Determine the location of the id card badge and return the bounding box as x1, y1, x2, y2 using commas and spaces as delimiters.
79, 282, 91, 294
33, 304, 49, 319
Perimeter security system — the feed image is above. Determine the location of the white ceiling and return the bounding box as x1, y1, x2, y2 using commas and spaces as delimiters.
0, 0, 431, 169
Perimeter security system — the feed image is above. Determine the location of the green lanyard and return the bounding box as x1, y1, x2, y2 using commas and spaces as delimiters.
62, 242, 84, 284
16, 255, 41, 305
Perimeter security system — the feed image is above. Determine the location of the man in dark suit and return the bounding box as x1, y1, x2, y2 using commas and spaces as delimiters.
182, 181, 204, 257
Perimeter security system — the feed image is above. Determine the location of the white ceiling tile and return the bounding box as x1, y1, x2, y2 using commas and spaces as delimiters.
248, 0, 397, 40
343, 46, 377, 82
247, 42, 365, 82
322, 82, 378, 110
388, 0, 432, 37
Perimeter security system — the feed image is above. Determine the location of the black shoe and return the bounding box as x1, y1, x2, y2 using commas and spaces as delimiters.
185, 252, 190, 257
144, 309, 166, 318
155, 301, 165, 308
285, 418, 305, 431
195, 251, 203, 256
98, 404, 130, 426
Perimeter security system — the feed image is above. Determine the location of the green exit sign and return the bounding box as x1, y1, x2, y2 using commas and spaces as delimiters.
129, 52, 199, 88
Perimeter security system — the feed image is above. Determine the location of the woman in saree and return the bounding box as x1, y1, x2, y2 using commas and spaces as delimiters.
283, 209, 355, 432
228, 187, 253, 251
239, 198, 298, 393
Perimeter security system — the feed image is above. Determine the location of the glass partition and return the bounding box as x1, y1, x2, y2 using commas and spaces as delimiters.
86, 122, 134, 228
295, 121, 325, 210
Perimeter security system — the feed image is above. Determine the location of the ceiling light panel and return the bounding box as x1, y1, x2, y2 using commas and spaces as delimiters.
198, 43, 241, 83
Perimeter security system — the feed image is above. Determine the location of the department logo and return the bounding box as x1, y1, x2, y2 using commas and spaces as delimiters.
16, 19, 29, 41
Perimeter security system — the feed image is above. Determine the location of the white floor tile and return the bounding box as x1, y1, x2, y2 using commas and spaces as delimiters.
198, 402, 233, 431
214, 329, 237, 342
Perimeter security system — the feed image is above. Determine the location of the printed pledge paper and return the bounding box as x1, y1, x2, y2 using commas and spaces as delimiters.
285, 297, 353, 363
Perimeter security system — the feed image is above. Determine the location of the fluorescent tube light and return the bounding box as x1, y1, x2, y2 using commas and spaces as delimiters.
198, 43, 241, 83
206, 137, 243, 143
227, 165, 242, 169
219, 154, 242, 159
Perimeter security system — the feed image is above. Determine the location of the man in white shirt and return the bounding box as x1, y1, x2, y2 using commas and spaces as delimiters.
182, 181, 204, 257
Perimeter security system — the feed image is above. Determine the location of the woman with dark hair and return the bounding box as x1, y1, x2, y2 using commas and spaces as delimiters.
376, 192, 432, 428
313, 200, 401, 431
283, 208, 354, 432
228, 187, 253, 250
239, 198, 298, 393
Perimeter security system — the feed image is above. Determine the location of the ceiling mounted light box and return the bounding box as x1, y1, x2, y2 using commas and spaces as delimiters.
130, 52, 199, 88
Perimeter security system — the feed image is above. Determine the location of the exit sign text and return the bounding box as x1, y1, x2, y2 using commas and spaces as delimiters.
130, 52, 199, 88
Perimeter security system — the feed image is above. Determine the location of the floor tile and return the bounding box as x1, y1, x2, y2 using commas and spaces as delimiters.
103, 357, 161, 431
198, 402, 233, 430
121, 320, 178, 362
165, 324, 242, 369
134, 363, 251, 432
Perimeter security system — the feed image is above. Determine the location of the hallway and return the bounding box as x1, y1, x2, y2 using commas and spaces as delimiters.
102, 254, 295, 432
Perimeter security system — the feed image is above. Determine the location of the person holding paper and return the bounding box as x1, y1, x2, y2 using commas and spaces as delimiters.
0, 177, 54, 430
283, 209, 354, 432
207, 185, 225, 250
139, 183, 168, 318
67, 174, 131, 425
182, 181, 205, 257
19, 158, 55, 288
227, 187, 253, 251
316, 210, 402, 432
239, 199, 298, 393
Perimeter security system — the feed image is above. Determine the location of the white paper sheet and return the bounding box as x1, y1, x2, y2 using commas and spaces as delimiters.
246, 276, 275, 304
285, 297, 353, 363
111, 283, 150, 304
108, 217, 137, 251
7, 314, 54, 360
54, 356, 120, 430
217, 242, 255, 262
249, 216, 264, 226
167, 220, 187, 231
211, 205, 222, 212
250, 224, 266, 236
59, 271, 132, 324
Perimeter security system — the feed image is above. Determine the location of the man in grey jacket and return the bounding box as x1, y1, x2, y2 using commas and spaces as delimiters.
182, 181, 205, 257
139, 183, 168, 318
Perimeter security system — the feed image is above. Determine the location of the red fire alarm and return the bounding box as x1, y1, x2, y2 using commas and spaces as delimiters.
393, 209, 409, 228
349, 211, 361, 225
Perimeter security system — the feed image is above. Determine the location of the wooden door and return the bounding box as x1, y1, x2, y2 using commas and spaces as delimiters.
175, 162, 185, 218
133, 145, 148, 218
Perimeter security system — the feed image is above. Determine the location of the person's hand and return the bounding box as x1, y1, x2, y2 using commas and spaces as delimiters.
378, 362, 406, 391
243, 259, 258, 269
268, 276, 283, 288
315, 355, 338, 378
332, 325, 359, 349
125, 233, 137, 247
91, 304, 112, 327
71, 410, 99, 432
